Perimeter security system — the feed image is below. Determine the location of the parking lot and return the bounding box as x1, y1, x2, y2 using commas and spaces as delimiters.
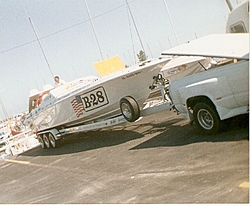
0, 110, 248, 203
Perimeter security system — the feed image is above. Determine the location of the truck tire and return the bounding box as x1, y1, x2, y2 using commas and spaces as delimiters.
193, 102, 221, 134
37, 135, 45, 149
120, 96, 140, 122
48, 133, 56, 148
43, 134, 50, 148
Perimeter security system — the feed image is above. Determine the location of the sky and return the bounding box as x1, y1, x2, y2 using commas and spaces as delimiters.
0, 0, 243, 120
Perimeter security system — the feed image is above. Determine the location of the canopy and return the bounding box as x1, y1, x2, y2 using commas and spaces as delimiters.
161, 34, 249, 60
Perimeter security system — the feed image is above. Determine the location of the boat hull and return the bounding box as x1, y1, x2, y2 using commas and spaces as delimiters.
25, 58, 170, 132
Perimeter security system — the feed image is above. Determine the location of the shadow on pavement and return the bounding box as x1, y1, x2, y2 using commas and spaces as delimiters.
130, 114, 249, 150
23, 129, 144, 157
23, 114, 248, 156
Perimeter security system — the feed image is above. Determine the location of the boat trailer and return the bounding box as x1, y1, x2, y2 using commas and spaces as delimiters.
36, 74, 174, 149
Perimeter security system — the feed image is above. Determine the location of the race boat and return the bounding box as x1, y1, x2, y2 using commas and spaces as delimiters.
24, 57, 171, 133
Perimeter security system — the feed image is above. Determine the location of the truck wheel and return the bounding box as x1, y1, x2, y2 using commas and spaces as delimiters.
48, 133, 56, 148
120, 96, 140, 122
193, 102, 221, 134
43, 134, 50, 148
37, 135, 45, 149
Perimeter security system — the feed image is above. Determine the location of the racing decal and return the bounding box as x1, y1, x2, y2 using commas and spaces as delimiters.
121, 71, 141, 80
80, 86, 109, 112
71, 96, 84, 117
71, 87, 109, 117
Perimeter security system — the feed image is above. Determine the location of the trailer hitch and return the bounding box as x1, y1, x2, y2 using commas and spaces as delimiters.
149, 74, 166, 90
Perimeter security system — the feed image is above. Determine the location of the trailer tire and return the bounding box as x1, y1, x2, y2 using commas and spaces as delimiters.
43, 134, 50, 148
37, 135, 45, 149
48, 133, 56, 148
193, 102, 221, 134
120, 96, 140, 122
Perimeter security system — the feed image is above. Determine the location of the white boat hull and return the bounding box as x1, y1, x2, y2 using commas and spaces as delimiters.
25, 58, 170, 132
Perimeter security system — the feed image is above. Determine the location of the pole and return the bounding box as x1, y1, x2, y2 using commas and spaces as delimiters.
126, 5, 137, 64
125, 0, 146, 52
84, 0, 104, 60
29, 17, 54, 78
225, 0, 233, 11
0, 98, 8, 121
147, 43, 153, 58
0, 92, 9, 121
163, 0, 180, 45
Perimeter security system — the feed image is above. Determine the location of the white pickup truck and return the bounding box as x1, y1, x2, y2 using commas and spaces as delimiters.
162, 34, 249, 134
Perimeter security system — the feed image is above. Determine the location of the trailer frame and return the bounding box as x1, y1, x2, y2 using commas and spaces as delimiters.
36, 75, 174, 149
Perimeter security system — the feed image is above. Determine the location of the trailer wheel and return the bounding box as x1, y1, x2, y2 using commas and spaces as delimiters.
193, 102, 221, 134
43, 134, 50, 148
120, 96, 140, 122
37, 135, 45, 149
48, 133, 56, 148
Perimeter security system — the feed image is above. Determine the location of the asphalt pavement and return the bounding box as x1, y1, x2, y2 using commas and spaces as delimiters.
0, 110, 248, 203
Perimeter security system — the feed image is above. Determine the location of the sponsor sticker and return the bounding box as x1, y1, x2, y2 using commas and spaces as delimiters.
71, 87, 109, 117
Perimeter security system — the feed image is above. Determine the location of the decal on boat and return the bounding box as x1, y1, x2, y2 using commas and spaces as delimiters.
121, 71, 141, 80
71, 96, 84, 117
80, 86, 109, 112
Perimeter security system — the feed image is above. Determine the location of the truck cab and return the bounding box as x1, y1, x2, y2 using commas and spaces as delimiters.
161, 34, 249, 134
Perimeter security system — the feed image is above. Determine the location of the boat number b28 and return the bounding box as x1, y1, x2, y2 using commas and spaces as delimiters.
80, 87, 109, 112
